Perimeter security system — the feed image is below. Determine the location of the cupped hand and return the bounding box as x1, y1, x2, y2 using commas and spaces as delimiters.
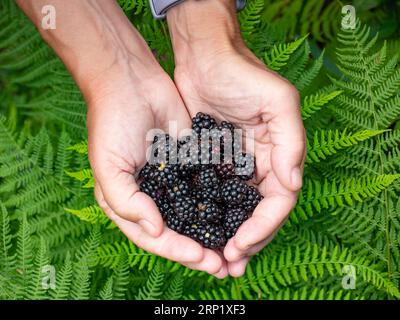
174, 47, 306, 277
86, 63, 227, 278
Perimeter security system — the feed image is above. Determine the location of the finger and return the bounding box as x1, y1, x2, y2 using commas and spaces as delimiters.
265, 84, 306, 191
111, 213, 205, 263
182, 249, 226, 276
227, 257, 249, 278
213, 263, 229, 279
96, 167, 164, 237
227, 192, 296, 257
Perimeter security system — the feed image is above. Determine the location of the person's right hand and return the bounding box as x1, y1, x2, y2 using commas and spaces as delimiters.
86, 61, 228, 278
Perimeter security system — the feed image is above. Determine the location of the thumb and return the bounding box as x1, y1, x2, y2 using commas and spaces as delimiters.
96, 167, 164, 237
266, 85, 306, 191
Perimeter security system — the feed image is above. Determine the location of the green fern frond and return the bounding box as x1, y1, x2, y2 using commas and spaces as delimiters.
66, 140, 88, 154
301, 90, 342, 120
264, 35, 307, 71
306, 129, 386, 164
164, 272, 184, 300
0, 201, 14, 272
65, 169, 94, 188
292, 175, 400, 223
15, 213, 34, 298
135, 263, 165, 300
244, 244, 400, 298
239, 0, 265, 38
99, 277, 114, 300
51, 252, 73, 300
70, 228, 101, 299
97, 241, 158, 270
65, 206, 112, 226
25, 238, 50, 299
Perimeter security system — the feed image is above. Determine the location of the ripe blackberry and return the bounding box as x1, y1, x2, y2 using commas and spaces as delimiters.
220, 121, 235, 132
183, 222, 200, 240
234, 153, 255, 181
156, 196, 173, 219
242, 186, 263, 212
197, 223, 227, 249
174, 196, 198, 222
215, 162, 235, 179
140, 179, 163, 200
138, 163, 156, 180
153, 162, 178, 186
196, 199, 221, 222
167, 180, 190, 201
223, 208, 249, 239
192, 185, 221, 202
195, 167, 219, 188
192, 112, 217, 135
221, 178, 248, 204
166, 212, 186, 233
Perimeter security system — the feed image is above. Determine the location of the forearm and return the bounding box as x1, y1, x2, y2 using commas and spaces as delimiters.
166, 0, 244, 67
16, 0, 160, 97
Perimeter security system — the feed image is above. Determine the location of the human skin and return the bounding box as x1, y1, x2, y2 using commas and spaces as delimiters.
167, 0, 306, 277
16, 0, 227, 277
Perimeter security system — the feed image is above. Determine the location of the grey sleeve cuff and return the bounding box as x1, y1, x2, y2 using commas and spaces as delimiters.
149, 0, 246, 19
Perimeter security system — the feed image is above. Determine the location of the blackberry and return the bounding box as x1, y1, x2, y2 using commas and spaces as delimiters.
234, 153, 255, 181
242, 186, 263, 212
183, 222, 200, 240
195, 167, 219, 188
215, 162, 235, 179
220, 121, 235, 132
197, 223, 227, 249
156, 196, 173, 219
166, 212, 186, 233
223, 208, 249, 239
136, 113, 263, 250
140, 179, 163, 200
221, 178, 248, 204
138, 163, 156, 180
153, 162, 178, 186
167, 180, 190, 200
174, 196, 198, 222
192, 112, 217, 135
192, 185, 221, 202
196, 199, 221, 222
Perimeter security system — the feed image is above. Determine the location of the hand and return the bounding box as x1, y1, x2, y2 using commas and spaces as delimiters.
16, 0, 227, 277
87, 60, 228, 278
167, 0, 306, 277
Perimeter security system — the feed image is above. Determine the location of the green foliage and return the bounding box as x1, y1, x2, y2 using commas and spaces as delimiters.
0, 0, 399, 301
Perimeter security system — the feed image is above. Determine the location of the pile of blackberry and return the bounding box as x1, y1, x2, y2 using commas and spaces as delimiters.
139, 113, 263, 249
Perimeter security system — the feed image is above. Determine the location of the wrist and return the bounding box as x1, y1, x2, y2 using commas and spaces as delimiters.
18, 0, 162, 101
166, 0, 245, 68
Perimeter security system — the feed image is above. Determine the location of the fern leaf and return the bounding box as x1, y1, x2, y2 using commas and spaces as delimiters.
135, 263, 165, 300
264, 35, 307, 71
306, 129, 386, 164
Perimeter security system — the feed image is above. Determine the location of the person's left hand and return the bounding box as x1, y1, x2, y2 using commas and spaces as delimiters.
167, 0, 306, 277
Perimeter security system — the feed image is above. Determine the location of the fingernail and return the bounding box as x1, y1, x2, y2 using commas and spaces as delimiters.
291, 167, 303, 190
138, 219, 158, 236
